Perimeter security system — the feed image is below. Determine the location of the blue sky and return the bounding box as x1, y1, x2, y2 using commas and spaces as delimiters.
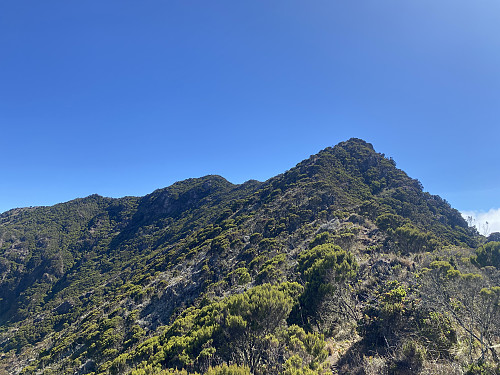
1, 1, 499, 229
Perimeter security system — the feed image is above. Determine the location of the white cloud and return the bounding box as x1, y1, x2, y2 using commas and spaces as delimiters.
461, 208, 500, 236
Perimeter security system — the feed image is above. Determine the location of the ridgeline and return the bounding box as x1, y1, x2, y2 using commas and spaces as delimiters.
1, 139, 498, 375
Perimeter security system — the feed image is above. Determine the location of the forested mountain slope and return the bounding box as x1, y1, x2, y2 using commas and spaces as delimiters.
1, 139, 498, 375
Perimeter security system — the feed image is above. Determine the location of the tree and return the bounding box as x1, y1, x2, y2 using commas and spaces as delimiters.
215, 283, 299, 373
420, 261, 500, 365
472, 242, 500, 269
293, 243, 359, 332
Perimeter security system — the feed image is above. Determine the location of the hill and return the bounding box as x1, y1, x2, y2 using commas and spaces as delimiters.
1, 139, 498, 375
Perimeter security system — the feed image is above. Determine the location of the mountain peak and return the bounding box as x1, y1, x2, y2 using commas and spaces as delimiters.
0, 138, 482, 375
339, 137, 375, 149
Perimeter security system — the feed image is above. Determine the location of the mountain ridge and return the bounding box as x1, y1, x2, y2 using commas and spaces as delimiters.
1, 138, 496, 375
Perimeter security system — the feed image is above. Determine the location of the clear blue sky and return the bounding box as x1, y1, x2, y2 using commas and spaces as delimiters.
1, 1, 499, 216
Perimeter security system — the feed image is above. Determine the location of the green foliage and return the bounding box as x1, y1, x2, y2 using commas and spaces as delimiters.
205, 364, 251, 375
297, 244, 357, 281
392, 224, 441, 253
0, 138, 484, 374
375, 213, 407, 231
472, 241, 500, 269
308, 232, 332, 249
283, 355, 325, 375
293, 244, 357, 329
124, 283, 327, 374
226, 267, 251, 286
420, 261, 500, 366
418, 311, 457, 358
130, 364, 192, 374
359, 281, 457, 361
256, 254, 287, 284
464, 361, 500, 375
284, 325, 328, 371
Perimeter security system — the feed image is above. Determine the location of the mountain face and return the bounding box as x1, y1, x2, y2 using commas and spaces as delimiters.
1, 138, 497, 375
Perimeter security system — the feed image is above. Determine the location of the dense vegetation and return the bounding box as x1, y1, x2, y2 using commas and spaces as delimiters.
0, 138, 498, 374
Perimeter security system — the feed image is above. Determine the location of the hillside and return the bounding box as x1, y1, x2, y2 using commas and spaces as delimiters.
1, 138, 498, 375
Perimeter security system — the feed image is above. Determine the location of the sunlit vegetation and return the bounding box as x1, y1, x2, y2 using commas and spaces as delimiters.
1, 138, 497, 375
